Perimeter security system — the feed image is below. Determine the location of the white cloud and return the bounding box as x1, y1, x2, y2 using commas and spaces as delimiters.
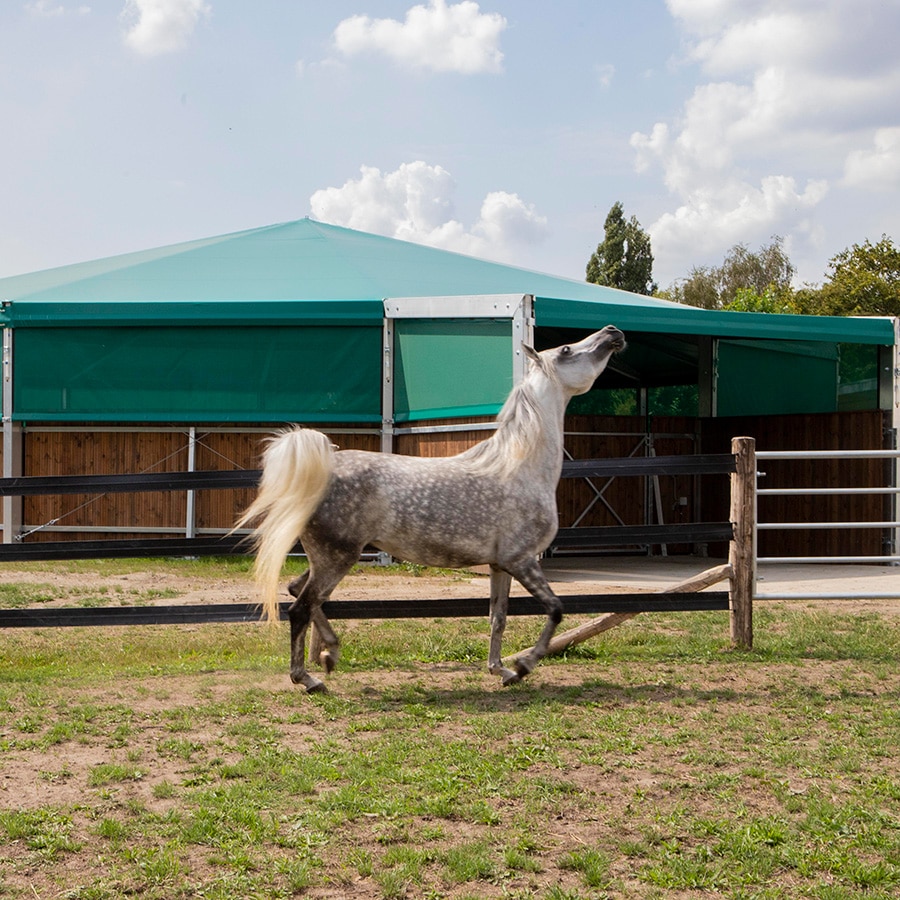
309, 162, 547, 262
634, 0, 900, 280
594, 63, 615, 90
332, 0, 506, 74
121, 0, 210, 57
843, 127, 900, 190
26, 1, 90, 16
650, 175, 828, 263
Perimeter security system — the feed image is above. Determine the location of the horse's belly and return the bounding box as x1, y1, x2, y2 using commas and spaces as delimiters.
373, 534, 489, 570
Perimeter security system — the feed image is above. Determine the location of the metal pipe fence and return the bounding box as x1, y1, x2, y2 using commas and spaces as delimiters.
754, 447, 900, 600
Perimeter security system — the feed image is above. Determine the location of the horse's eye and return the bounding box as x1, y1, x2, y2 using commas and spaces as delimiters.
560, 346, 571, 356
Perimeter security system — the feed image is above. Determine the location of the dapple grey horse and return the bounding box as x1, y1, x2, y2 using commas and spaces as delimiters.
238, 326, 625, 692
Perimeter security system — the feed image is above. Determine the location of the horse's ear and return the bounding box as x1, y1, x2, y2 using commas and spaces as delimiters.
522, 344, 543, 370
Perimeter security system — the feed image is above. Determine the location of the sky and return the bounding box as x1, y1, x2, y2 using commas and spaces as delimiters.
1, 0, 899, 290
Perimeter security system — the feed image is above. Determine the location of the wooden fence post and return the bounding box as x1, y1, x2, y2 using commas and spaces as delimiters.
729, 436, 756, 649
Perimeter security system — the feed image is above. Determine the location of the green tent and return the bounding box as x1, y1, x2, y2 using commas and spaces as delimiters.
0, 218, 894, 424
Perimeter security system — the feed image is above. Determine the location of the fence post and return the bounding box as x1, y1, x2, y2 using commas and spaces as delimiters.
729, 436, 756, 649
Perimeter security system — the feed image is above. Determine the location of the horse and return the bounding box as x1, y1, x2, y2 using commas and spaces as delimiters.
237, 325, 625, 692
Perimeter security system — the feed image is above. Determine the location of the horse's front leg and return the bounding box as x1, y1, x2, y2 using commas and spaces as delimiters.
503, 557, 563, 682
487, 566, 519, 685
286, 573, 327, 694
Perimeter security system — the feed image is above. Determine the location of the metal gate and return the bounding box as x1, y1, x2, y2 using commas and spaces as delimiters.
754, 448, 900, 600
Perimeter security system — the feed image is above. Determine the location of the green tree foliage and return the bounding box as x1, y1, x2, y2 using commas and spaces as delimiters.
723, 285, 798, 314
662, 237, 794, 310
586, 201, 657, 295
794, 235, 900, 317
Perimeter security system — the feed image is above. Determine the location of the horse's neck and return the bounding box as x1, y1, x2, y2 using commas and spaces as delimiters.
490, 373, 568, 481
522, 377, 567, 473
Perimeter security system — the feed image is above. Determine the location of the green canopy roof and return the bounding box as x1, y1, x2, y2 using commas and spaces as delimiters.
0, 218, 893, 344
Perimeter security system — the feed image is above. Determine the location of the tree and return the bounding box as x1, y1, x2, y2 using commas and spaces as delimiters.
723, 285, 798, 314
586, 201, 657, 295
795, 235, 900, 317
665, 237, 794, 310
660, 265, 718, 309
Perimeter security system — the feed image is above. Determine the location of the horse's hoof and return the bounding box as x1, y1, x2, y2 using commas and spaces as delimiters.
290, 670, 326, 693
514, 659, 533, 680
319, 650, 337, 674
500, 667, 522, 686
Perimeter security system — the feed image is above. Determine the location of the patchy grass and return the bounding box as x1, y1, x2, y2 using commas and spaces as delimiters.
0, 554, 468, 583
1, 566, 900, 898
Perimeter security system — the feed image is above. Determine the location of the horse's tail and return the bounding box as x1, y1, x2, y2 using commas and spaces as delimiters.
235, 428, 335, 623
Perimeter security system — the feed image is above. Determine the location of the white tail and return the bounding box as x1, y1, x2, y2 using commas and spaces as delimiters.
236, 428, 335, 622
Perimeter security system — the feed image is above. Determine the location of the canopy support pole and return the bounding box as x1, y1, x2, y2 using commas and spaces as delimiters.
381, 316, 394, 455
2, 328, 22, 544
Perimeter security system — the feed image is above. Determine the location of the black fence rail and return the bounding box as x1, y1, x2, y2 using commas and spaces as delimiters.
0, 452, 736, 630
554, 452, 735, 552
0, 453, 735, 561
0, 592, 731, 629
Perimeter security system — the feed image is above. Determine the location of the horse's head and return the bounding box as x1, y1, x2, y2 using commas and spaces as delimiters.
524, 326, 625, 397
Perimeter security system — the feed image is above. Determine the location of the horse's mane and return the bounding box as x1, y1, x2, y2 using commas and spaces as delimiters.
457, 366, 559, 479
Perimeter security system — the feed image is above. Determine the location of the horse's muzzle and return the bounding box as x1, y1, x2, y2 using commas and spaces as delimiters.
599, 325, 626, 354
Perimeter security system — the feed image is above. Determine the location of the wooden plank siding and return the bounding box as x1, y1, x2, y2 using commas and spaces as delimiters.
8, 409, 893, 559
24, 428, 190, 544
19, 426, 379, 544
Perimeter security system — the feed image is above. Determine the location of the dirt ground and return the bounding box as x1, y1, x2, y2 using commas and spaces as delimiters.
0, 565, 491, 607
3, 555, 899, 614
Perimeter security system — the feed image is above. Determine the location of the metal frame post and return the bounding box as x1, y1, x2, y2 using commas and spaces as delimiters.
697, 335, 717, 418
2, 327, 22, 544
511, 295, 535, 386
381, 316, 395, 454
185, 427, 197, 539
893, 317, 900, 561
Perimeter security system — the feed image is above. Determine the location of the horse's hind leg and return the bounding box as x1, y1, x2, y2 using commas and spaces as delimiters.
286, 549, 358, 693
286, 572, 326, 693
487, 566, 520, 686
502, 556, 563, 683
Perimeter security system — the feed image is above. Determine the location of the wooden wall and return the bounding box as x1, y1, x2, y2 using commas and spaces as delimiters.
10, 409, 894, 559
20, 426, 380, 544
559, 416, 699, 544
700, 410, 891, 558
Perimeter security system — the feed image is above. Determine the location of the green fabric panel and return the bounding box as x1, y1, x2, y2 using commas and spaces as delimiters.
393, 319, 511, 423
716, 339, 838, 416
13, 325, 382, 422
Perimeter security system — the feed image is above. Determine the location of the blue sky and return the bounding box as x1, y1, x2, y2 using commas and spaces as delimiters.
2, 0, 899, 289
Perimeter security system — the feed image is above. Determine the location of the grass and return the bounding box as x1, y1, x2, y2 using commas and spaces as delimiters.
1, 560, 900, 897
0, 556, 467, 612
0, 554, 464, 583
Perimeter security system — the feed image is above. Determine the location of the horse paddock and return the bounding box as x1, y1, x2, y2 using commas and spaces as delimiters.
2, 556, 900, 899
